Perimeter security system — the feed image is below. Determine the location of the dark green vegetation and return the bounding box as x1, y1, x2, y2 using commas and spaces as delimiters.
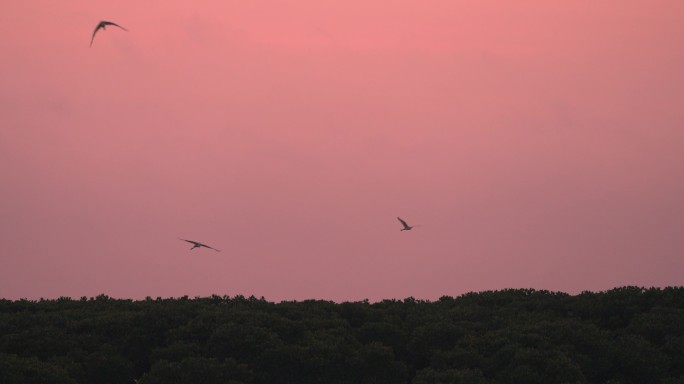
2, 287, 684, 384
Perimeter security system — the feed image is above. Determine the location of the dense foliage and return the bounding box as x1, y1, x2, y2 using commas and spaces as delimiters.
1, 287, 684, 384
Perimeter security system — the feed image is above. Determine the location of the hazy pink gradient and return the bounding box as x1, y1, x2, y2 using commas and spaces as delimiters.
1, 1, 683, 301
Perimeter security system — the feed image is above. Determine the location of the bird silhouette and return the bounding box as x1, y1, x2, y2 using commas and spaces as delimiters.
179, 238, 221, 252
397, 217, 417, 231
90, 21, 128, 47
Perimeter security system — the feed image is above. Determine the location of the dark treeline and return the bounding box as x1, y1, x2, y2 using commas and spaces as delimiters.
2, 287, 684, 384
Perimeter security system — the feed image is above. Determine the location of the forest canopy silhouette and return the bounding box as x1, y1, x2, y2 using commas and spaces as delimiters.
1, 286, 684, 384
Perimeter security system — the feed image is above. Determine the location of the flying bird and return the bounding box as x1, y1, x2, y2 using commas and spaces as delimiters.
397, 217, 417, 231
179, 238, 221, 252
90, 21, 128, 47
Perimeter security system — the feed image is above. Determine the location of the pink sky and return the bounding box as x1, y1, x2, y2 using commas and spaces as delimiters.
1, 1, 683, 301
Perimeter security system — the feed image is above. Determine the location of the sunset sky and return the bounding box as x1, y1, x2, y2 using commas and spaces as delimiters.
1, 1, 683, 301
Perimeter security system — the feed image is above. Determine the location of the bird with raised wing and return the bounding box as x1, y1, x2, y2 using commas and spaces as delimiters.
397, 217, 417, 231
90, 21, 128, 47
179, 238, 221, 252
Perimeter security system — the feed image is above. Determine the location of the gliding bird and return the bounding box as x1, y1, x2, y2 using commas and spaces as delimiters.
397, 217, 417, 231
90, 21, 128, 47
179, 238, 221, 252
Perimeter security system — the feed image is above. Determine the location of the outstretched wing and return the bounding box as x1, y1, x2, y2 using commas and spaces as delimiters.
179, 238, 199, 246
90, 23, 104, 47
202, 244, 221, 252
397, 217, 410, 229
102, 21, 128, 31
